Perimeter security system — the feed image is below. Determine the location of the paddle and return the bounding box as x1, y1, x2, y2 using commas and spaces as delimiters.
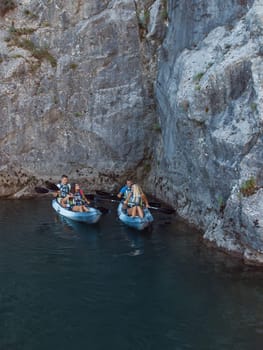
95, 190, 111, 197
44, 181, 95, 200
45, 181, 59, 191
35, 184, 108, 213
35, 186, 49, 194
95, 190, 176, 214
148, 206, 175, 214
95, 191, 121, 203
95, 190, 120, 202
95, 206, 109, 214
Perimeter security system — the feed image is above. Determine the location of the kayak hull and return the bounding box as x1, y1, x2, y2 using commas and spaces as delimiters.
52, 199, 101, 224
117, 202, 153, 230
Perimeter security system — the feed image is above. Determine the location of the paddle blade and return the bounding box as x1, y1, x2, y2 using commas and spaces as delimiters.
96, 206, 109, 214
149, 206, 176, 214
95, 191, 120, 203
45, 181, 59, 191
107, 194, 120, 202
35, 187, 49, 194
149, 201, 161, 208
159, 207, 176, 214
95, 190, 110, 197
85, 194, 95, 200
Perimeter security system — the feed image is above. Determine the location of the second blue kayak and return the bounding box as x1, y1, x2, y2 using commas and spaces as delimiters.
117, 202, 154, 230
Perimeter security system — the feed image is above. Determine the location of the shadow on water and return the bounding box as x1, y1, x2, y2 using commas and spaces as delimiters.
119, 224, 153, 257
50, 212, 102, 248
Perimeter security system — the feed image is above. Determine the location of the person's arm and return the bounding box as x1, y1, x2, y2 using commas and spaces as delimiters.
80, 189, 90, 204
83, 193, 90, 205
142, 193, 149, 208
68, 184, 73, 197
124, 192, 131, 205
54, 184, 60, 198
117, 187, 125, 199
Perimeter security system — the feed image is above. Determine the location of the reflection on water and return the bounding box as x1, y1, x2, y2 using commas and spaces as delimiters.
0, 198, 263, 350
55, 215, 100, 243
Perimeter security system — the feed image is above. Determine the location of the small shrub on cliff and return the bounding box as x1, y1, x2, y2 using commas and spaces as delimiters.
136, 6, 150, 40
0, 0, 16, 17
143, 163, 151, 174
9, 26, 35, 36
42, 21, 50, 27
152, 123, 162, 132
193, 72, 204, 83
69, 62, 78, 70
217, 195, 226, 216
23, 9, 38, 20
138, 9, 150, 30
15, 38, 35, 50
161, 0, 168, 21
33, 47, 57, 67
10, 38, 57, 67
250, 102, 257, 112
240, 177, 257, 197
75, 111, 84, 117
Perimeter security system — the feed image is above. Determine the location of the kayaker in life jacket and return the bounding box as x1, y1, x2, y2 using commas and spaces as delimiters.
117, 179, 133, 212
56, 175, 72, 208
71, 183, 90, 212
117, 179, 133, 200
124, 184, 149, 218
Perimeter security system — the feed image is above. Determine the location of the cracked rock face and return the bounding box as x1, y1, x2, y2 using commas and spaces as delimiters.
0, 0, 158, 195
151, 0, 263, 264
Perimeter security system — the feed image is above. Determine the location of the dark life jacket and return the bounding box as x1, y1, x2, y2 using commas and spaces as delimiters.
58, 183, 71, 198
73, 191, 84, 206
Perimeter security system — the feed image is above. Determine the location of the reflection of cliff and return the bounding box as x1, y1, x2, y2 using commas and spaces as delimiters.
151, 0, 263, 264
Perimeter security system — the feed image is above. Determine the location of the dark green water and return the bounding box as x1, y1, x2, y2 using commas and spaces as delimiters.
0, 198, 263, 350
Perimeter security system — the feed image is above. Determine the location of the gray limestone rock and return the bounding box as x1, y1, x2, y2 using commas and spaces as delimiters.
0, 0, 157, 195
153, 0, 263, 264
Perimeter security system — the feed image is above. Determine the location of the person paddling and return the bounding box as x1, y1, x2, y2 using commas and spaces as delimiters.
71, 183, 90, 212
56, 175, 72, 208
117, 179, 133, 212
124, 184, 149, 218
117, 179, 133, 200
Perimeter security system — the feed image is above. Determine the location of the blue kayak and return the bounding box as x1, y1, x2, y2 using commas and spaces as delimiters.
117, 202, 154, 230
52, 199, 101, 224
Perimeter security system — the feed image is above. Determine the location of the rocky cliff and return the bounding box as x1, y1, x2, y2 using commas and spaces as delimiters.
151, 0, 263, 264
0, 0, 162, 196
1, 0, 263, 264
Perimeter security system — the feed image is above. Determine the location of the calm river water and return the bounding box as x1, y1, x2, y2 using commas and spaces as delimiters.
0, 198, 263, 350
